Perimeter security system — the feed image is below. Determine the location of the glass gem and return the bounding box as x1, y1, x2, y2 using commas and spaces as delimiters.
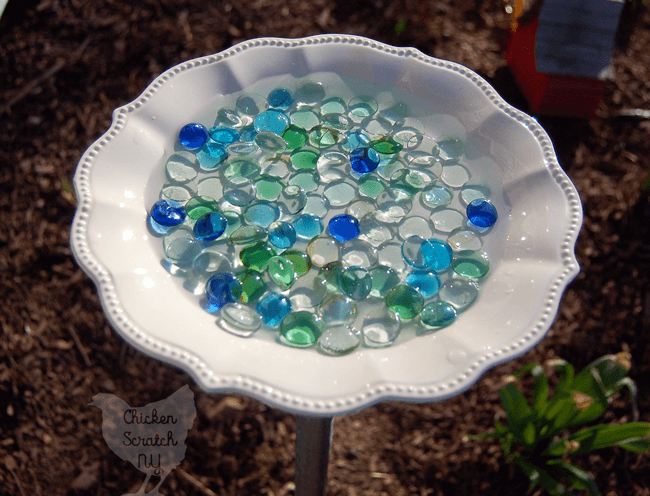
385, 285, 425, 320
316, 152, 350, 183
163, 228, 201, 267
359, 214, 396, 247
217, 302, 262, 337
254, 175, 284, 201
398, 216, 433, 240
308, 125, 343, 147
348, 95, 378, 119
460, 184, 491, 206
268, 221, 297, 249
197, 176, 223, 200
192, 250, 232, 278
289, 171, 319, 192
179, 123, 208, 150
282, 125, 308, 149
236, 94, 264, 116
323, 180, 357, 207
290, 109, 320, 130
408, 153, 443, 178
466, 199, 498, 228
239, 241, 276, 271
282, 249, 312, 277
430, 208, 465, 233
290, 148, 319, 170
441, 164, 470, 188
185, 196, 219, 220
350, 147, 380, 174
439, 278, 479, 311
256, 292, 292, 327
151, 199, 186, 226
244, 201, 281, 227
322, 113, 353, 131
166, 152, 198, 183
255, 131, 287, 153
319, 295, 357, 325
360, 116, 393, 138
377, 241, 408, 273
294, 81, 326, 106
360, 305, 400, 347
320, 96, 347, 115
236, 269, 267, 303
420, 301, 458, 329
289, 272, 327, 309
370, 136, 403, 155
421, 238, 454, 272
160, 181, 196, 205
240, 125, 258, 142
328, 214, 360, 242
375, 189, 412, 223
223, 157, 261, 181
402, 236, 433, 270
227, 141, 259, 156
267, 256, 296, 290
278, 184, 307, 214
209, 126, 240, 145
148, 215, 172, 236
369, 265, 400, 298
389, 168, 431, 196
318, 261, 347, 293
339, 266, 372, 301
318, 325, 360, 356
340, 239, 377, 269
268, 88, 293, 110
294, 214, 324, 240
421, 184, 453, 209
346, 200, 375, 220
375, 158, 404, 181
404, 271, 441, 298
447, 228, 482, 251
452, 250, 490, 279
303, 194, 329, 217
261, 157, 290, 178
193, 212, 227, 242
357, 175, 386, 198
215, 108, 243, 128
205, 272, 243, 311
437, 136, 465, 160
253, 109, 290, 134
222, 210, 242, 237
223, 177, 256, 206
230, 225, 267, 245
380, 102, 409, 123
343, 130, 371, 151
280, 311, 323, 347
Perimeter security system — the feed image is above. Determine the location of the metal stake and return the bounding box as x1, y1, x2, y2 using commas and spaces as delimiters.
294, 415, 334, 496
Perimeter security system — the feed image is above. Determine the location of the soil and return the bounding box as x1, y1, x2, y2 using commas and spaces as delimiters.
1, 1, 650, 495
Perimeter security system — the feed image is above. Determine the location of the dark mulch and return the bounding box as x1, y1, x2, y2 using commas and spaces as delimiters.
1, 1, 649, 495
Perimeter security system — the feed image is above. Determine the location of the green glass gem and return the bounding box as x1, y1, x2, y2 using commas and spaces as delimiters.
369, 265, 400, 298
236, 269, 267, 303
185, 195, 219, 220
318, 261, 346, 293
239, 241, 276, 271
230, 225, 267, 245
255, 174, 284, 202
282, 249, 312, 277
308, 126, 342, 148
451, 250, 490, 279
385, 285, 424, 321
420, 301, 458, 329
290, 148, 319, 170
370, 136, 403, 155
357, 175, 386, 198
280, 311, 323, 348
267, 256, 296, 290
339, 267, 372, 301
389, 169, 429, 196
282, 125, 308, 149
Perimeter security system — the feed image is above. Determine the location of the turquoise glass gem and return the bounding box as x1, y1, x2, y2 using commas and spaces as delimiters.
420, 301, 458, 329
466, 199, 498, 228
244, 201, 280, 227
350, 147, 380, 174
151, 200, 186, 226
404, 271, 441, 298
268, 88, 293, 110
179, 123, 208, 150
280, 311, 323, 347
209, 126, 240, 145
205, 272, 243, 311
196, 141, 228, 169
339, 266, 372, 301
328, 214, 360, 242
421, 238, 453, 272
385, 285, 424, 320
239, 241, 276, 271
294, 214, 324, 239
254, 109, 290, 134
193, 212, 227, 242
236, 269, 267, 303
268, 221, 297, 249
256, 292, 292, 327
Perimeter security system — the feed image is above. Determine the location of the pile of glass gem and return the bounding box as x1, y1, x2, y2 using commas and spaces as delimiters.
147, 79, 498, 356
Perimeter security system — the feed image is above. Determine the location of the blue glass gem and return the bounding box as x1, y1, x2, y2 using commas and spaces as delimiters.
421, 239, 453, 272
209, 126, 240, 145
193, 212, 227, 241
150, 199, 186, 226
466, 199, 498, 228
328, 214, 360, 242
147, 215, 172, 236
254, 109, 290, 135
268, 221, 297, 249
404, 271, 441, 298
179, 123, 208, 150
294, 214, 324, 239
256, 292, 292, 327
350, 147, 380, 174
205, 272, 243, 311
268, 88, 293, 110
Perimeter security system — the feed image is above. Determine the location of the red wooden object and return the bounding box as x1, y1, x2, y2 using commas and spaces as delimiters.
505, 19, 605, 118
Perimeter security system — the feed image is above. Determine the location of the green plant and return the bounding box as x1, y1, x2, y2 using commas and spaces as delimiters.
476, 353, 650, 495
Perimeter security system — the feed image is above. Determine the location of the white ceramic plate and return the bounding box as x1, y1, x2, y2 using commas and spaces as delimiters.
71, 34, 582, 416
